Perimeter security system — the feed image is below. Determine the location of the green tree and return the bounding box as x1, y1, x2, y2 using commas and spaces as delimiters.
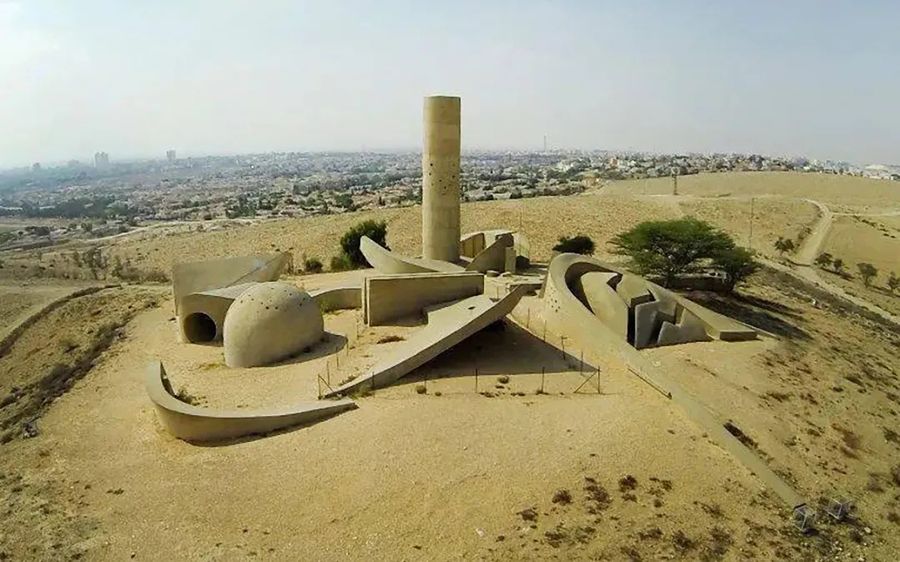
334, 193, 355, 210
773, 237, 795, 256
340, 219, 388, 268
609, 218, 733, 287
888, 271, 899, 295
552, 235, 595, 255
857, 262, 878, 288
714, 246, 760, 293
814, 252, 833, 269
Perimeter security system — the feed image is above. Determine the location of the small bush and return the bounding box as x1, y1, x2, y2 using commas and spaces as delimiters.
303, 257, 323, 274
340, 220, 388, 268
553, 235, 595, 255
552, 489, 572, 504
329, 254, 353, 272
377, 335, 404, 344
857, 262, 878, 287
415, 384, 427, 394
497, 375, 510, 384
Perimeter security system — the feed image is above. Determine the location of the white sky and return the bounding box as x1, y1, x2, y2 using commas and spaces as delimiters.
2, 0, 898, 167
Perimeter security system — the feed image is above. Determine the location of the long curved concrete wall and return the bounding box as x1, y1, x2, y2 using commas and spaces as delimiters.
309, 286, 362, 312
537, 253, 803, 508
326, 285, 528, 397
146, 361, 356, 442
360, 236, 463, 274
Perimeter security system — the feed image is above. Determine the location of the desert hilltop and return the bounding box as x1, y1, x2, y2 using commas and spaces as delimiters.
0, 97, 898, 561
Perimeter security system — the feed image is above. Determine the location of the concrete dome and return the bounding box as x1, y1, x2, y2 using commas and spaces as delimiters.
223, 282, 324, 368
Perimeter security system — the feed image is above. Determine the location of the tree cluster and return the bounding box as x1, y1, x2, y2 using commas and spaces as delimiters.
610, 218, 759, 293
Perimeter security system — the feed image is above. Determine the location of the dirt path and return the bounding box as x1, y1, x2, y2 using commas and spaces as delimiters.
760, 257, 899, 326
794, 199, 833, 265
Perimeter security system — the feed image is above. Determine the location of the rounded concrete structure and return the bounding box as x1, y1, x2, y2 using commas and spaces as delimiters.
223, 282, 324, 368
422, 95, 461, 263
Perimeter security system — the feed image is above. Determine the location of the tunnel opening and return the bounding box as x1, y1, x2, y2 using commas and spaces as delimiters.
183, 312, 217, 343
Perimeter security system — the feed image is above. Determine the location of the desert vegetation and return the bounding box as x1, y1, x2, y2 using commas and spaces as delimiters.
610, 217, 759, 292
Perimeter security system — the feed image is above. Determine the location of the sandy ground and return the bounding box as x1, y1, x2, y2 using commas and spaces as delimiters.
816, 215, 900, 315
603, 172, 900, 211
2, 171, 899, 560
0, 280, 97, 338
0, 293, 789, 561
1, 268, 897, 560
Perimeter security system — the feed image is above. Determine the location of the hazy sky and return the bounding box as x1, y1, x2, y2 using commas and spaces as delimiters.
2, 0, 898, 168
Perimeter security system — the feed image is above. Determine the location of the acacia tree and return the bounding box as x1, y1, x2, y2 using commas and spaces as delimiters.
832, 258, 845, 274
610, 218, 738, 288
814, 252, 833, 269
713, 246, 760, 293
857, 262, 878, 288
773, 237, 795, 257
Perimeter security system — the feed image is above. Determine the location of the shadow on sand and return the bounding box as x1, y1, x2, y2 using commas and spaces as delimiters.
684, 291, 811, 342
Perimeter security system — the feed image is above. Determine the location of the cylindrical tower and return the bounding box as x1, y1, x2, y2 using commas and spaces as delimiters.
422, 95, 461, 262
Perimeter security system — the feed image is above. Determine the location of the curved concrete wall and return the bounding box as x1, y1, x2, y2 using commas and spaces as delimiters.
326, 285, 528, 397
422, 96, 461, 263
309, 286, 362, 312
145, 361, 356, 443
359, 236, 463, 275
538, 254, 801, 508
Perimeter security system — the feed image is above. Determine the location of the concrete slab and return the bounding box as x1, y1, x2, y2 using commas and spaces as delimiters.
633, 300, 660, 349
326, 285, 528, 397
657, 308, 709, 345
363, 272, 484, 326
615, 274, 654, 308
172, 253, 290, 314
466, 233, 514, 273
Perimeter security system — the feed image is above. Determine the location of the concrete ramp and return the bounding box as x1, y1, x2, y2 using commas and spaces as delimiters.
326, 285, 528, 397
146, 361, 356, 443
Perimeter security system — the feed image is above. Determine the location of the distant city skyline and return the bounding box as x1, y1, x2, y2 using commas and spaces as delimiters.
2, 1, 898, 168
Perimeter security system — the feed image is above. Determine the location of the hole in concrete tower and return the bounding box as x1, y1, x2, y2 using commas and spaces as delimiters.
183, 312, 217, 343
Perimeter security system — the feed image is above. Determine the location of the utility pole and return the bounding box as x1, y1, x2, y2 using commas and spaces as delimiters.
748, 197, 755, 250
543, 134, 547, 152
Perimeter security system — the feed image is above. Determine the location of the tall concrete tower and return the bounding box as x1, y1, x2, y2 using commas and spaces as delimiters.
422, 95, 461, 263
